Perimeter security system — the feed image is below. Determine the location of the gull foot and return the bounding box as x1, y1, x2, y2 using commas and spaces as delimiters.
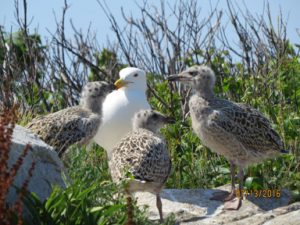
224, 197, 242, 210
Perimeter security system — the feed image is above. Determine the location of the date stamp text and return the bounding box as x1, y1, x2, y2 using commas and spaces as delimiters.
236, 189, 281, 198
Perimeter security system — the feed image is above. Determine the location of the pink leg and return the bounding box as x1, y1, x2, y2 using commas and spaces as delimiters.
211, 162, 236, 201
224, 167, 243, 210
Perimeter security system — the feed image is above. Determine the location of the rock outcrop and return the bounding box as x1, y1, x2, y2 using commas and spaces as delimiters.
6, 125, 66, 204
136, 185, 300, 224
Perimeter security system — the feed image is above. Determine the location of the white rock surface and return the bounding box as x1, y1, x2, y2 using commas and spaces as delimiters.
7, 125, 66, 204
135, 185, 300, 224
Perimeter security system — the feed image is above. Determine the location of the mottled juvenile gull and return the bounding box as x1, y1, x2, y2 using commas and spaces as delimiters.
94, 67, 151, 159
110, 110, 174, 223
26, 81, 115, 157
168, 65, 286, 210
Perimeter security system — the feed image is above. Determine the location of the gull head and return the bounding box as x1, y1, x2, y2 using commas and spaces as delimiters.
114, 67, 147, 91
132, 110, 175, 133
167, 65, 216, 96
80, 81, 115, 113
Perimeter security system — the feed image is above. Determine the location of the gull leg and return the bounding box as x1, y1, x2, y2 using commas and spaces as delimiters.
211, 161, 236, 201
126, 191, 135, 225
156, 193, 163, 223
224, 162, 236, 201
238, 167, 244, 200
224, 166, 243, 210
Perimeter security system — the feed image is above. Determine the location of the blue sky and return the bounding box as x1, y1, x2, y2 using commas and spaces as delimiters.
0, 0, 299, 46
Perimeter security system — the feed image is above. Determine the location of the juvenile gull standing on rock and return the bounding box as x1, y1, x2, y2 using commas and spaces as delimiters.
168, 65, 286, 210
93, 67, 151, 159
26, 81, 115, 157
110, 110, 174, 224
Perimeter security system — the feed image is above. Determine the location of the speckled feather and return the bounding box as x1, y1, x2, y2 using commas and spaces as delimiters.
168, 66, 285, 209
110, 129, 171, 189
184, 66, 285, 166
110, 110, 172, 194
26, 106, 100, 155
111, 110, 173, 224
26, 81, 114, 156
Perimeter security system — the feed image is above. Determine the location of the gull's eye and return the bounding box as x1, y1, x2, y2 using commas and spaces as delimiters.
189, 71, 197, 76
133, 73, 138, 77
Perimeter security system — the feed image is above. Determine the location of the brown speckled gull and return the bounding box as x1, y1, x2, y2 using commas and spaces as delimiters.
168, 65, 286, 210
110, 110, 173, 223
26, 81, 114, 157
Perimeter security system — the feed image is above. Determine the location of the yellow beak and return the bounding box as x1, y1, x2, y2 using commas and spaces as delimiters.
114, 79, 132, 89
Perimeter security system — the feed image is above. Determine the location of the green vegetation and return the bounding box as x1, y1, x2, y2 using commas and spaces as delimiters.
22, 146, 175, 225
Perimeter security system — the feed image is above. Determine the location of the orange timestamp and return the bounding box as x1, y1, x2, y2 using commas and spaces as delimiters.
236, 189, 281, 198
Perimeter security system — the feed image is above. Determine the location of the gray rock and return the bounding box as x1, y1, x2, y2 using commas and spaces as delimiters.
7, 125, 66, 204
135, 185, 300, 224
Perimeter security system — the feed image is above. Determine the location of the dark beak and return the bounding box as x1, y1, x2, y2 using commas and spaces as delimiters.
167, 74, 181, 81
165, 116, 176, 124
167, 73, 193, 82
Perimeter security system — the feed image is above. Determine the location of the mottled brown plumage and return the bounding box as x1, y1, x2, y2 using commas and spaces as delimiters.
26, 81, 114, 156
188, 96, 284, 166
110, 110, 173, 223
168, 65, 285, 209
110, 129, 171, 188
